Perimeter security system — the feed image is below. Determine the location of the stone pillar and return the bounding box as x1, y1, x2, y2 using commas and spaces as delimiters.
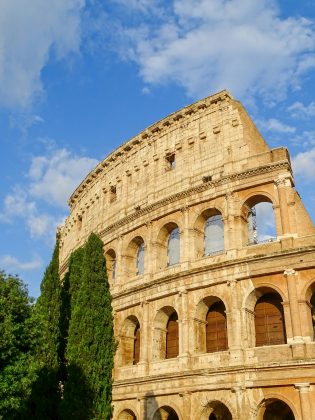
140, 301, 149, 373
116, 235, 124, 287
138, 395, 147, 420
180, 206, 193, 265
231, 386, 245, 420
284, 269, 303, 342
180, 392, 191, 420
145, 221, 155, 275
275, 175, 293, 235
179, 288, 190, 356
227, 279, 243, 363
295, 383, 313, 420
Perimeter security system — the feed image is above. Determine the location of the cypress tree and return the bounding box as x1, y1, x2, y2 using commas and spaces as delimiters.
62, 233, 115, 419
31, 241, 62, 419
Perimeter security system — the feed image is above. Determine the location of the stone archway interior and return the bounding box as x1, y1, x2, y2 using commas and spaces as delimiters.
153, 406, 179, 420
207, 401, 232, 420
117, 409, 137, 420
263, 400, 295, 420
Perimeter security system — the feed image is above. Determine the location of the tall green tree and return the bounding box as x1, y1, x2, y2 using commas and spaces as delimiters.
62, 233, 116, 419
0, 271, 38, 419
31, 241, 63, 419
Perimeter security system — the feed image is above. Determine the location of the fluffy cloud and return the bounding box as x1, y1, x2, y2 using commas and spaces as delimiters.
0, 146, 98, 239
259, 118, 296, 134
288, 101, 315, 119
117, 0, 315, 101
0, 0, 85, 107
0, 255, 42, 271
29, 148, 98, 208
292, 148, 315, 180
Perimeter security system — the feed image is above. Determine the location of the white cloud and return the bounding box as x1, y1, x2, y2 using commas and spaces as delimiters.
116, 0, 315, 101
0, 0, 85, 108
0, 146, 98, 240
292, 148, 315, 181
28, 148, 98, 208
0, 255, 42, 271
288, 101, 315, 119
291, 130, 315, 148
260, 118, 296, 134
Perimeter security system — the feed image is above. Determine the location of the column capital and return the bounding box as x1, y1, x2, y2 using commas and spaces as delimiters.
284, 268, 296, 277
275, 174, 293, 188
295, 383, 311, 392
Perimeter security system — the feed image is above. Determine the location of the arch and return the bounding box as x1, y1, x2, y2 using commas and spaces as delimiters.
152, 405, 180, 420
117, 408, 137, 420
153, 306, 179, 360
105, 248, 117, 284
196, 400, 233, 420
194, 296, 228, 353
125, 236, 145, 277
244, 287, 286, 348
257, 398, 295, 420
303, 281, 315, 341
242, 194, 277, 246
193, 208, 224, 258
120, 316, 141, 365
156, 222, 181, 269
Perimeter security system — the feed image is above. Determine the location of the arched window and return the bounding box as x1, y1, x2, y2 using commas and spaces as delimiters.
255, 293, 286, 346
136, 242, 145, 275
166, 312, 179, 359
204, 214, 224, 255
311, 292, 315, 340
133, 322, 140, 364
247, 201, 276, 245
167, 227, 180, 266
105, 249, 116, 283
262, 399, 294, 420
206, 301, 228, 352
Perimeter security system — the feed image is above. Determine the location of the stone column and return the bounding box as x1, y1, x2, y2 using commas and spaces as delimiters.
145, 221, 154, 275
140, 301, 149, 372
138, 395, 147, 420
275, 175, 293, 235
295, 383, 313, 420
180, 206, 192, 265
179, 288, 190, 356
115, 235, 124, 287
231, 386, 244, 420
284, 269, 302, 342
227, 279, 243, 363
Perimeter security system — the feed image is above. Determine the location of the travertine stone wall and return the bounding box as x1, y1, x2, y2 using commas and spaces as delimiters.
59, 90, 315, 420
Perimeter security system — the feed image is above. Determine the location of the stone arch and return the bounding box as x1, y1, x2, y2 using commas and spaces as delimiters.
304, 280, 315, 340
257, 396, 296, 420
193, 208, 225, 258
119, 315, 141, 366
244, 287, 286, 347
152, 404, 181, 420
241, 194, 277, 246
194, 296, 228, 353
117, 408, 138, 420
105, 248, 117, 284
152, 306, 179, 360
196, 399, 233, 420
125, 236, 145, 277
156, 222, 181, 269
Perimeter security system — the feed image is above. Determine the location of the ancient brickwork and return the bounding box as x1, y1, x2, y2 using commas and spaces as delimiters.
59, 90, 315, 420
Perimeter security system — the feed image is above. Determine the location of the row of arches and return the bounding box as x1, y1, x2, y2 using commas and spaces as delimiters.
117, 398, 295, 419
119, 289, 290, 366
106, 198, 277, 282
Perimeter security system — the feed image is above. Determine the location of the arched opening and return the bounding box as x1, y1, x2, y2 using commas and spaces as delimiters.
117, 409, 137, 420
167, 227, 180, 266
204, 214, 224, 255
120, 316, 141, 366
244, 196, 276, 246
206, 301, 228, 353
204, 400, 232, 420
261, 399, 295, 420
255, 293, 286, 346
156, 222, 180, 269
125, 237, 145, 277
166, 312, 179, 359
153, 306, 179, 360
194, 297, 228, 353
105, 249, 116, 284
153, 405, 179, 420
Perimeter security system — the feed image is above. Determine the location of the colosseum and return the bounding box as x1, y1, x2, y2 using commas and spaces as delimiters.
59, 90, 315, 420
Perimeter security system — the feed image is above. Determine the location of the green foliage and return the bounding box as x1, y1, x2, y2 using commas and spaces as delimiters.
62, 233, 116, 419
0, 271, 38, 419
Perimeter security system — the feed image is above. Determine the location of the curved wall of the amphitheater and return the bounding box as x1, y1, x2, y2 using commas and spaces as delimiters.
59, 90, 315, 420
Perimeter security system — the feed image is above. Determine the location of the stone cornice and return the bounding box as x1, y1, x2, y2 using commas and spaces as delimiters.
68, 90, 232, 208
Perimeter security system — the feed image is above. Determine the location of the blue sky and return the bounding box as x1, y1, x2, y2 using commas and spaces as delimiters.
0, 0, 315, 298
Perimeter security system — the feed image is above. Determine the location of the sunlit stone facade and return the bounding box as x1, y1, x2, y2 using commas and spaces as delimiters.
59, 90, 315, 420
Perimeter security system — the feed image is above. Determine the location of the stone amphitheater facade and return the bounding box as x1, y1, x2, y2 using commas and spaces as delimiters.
59, 90, 315, 420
